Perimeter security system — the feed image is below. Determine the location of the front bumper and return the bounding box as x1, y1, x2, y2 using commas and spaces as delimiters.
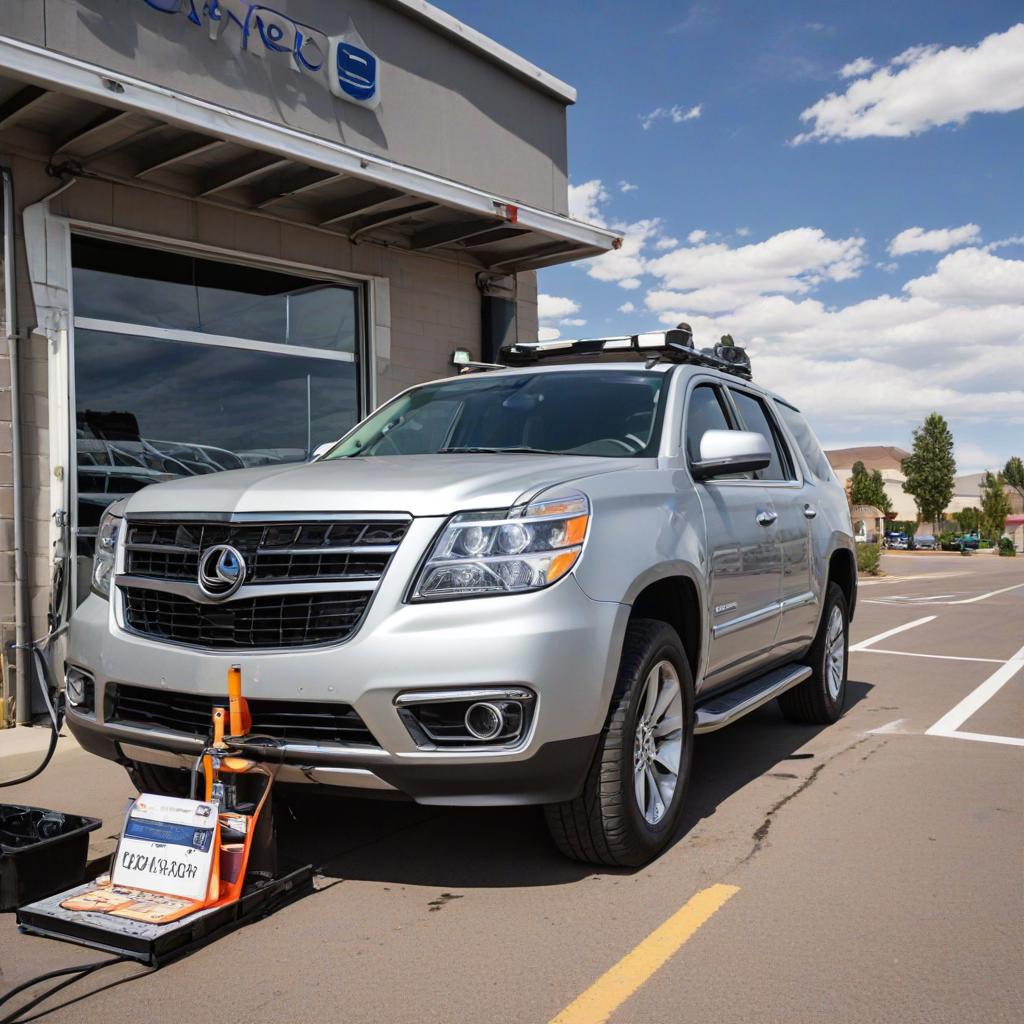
66, 519, 628, 805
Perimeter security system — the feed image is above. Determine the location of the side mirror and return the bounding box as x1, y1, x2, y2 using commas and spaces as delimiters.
310, 441, 335, 461
691, 429, 771, 480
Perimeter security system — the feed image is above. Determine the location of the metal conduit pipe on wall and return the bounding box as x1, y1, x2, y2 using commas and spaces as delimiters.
2, 165, 31, 725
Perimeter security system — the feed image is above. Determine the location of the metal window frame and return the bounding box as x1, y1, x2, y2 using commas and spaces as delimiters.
26, 210, 380, 611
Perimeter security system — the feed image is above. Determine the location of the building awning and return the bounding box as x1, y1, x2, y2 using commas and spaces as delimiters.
0, 35, 618, 272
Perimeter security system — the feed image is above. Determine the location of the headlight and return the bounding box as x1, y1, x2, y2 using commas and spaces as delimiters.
91, 509, 122, 599
412, 492, 590, 601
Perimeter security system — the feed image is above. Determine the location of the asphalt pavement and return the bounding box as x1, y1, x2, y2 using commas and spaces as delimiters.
1, 551, 1021, 1023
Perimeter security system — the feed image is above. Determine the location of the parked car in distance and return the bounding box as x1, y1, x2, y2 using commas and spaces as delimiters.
913, 534, 936, 550
65, 330, 857, 867
884, 531, 909, 549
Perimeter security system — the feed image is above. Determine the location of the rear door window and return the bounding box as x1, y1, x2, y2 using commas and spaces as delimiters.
727, 389, 795, 482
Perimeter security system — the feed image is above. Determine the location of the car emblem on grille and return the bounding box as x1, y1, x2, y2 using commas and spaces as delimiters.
197, 544, 246, 600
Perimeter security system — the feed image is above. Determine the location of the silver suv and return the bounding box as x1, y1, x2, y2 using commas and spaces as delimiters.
65, 330, 856, 867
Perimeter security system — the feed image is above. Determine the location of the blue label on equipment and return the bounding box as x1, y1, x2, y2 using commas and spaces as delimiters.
124, 818, 215, 852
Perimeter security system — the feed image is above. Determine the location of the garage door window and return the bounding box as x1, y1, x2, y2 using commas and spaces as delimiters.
71, 236, 365, 554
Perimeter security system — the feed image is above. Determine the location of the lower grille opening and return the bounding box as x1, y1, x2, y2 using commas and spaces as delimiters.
121, 588, 370, 649
108, 684, 379, 748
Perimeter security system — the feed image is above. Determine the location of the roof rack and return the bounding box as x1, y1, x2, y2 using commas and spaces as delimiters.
499, 326, 753, 379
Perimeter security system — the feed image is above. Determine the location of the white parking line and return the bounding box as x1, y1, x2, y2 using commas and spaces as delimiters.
849, 616, 936, 652
864, 582, 1024, 607
855, 648, 1007, 665
925, 641, 1024, 748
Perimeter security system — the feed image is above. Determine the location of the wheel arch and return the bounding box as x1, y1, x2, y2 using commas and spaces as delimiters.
827, 545, 857, 621
622, 563, 705, 683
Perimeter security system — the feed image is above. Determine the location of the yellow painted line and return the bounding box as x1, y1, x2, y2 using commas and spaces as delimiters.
549, 883, 739, 1024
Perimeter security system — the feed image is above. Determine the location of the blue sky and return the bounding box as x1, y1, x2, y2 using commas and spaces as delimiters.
442, 1, 1024, 474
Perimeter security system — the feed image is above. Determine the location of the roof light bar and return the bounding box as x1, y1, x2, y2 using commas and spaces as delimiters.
499, 327, 752, 379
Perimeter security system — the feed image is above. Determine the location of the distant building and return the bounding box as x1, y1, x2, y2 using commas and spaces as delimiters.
826, 446, 916, 520
850, 504, 887, 543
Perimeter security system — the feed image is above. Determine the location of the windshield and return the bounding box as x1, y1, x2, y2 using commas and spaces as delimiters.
325, 370, 667, 459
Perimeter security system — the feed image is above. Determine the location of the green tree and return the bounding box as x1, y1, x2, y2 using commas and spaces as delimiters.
719, 334, 735, 347
849, 461, 893, 514
980, 472, 1011, 542
1004, 456, 1024, 505
902, 413, 956, 534
954, 506, 981, 533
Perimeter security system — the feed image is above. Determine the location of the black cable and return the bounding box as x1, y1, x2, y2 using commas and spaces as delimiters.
0, 649, 63, 788
0, 957, 125, 1022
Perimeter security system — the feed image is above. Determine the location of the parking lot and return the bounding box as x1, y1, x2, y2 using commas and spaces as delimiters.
2, 552, 1022, 1023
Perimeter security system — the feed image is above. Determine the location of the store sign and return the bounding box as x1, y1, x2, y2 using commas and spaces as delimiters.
140, 0, 381, 108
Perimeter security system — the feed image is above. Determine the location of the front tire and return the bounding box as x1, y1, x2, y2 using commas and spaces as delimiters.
544, 619, 694, 867
778, 582, 849, 724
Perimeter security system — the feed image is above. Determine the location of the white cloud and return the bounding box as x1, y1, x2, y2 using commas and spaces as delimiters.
618, 302, 636, 314
640, 103, 702, 129
646, 228, 866, 311
655, 236, 679, 250
619, 181, 639, 193
584, 217, 661, 290
735, 227, 751, 237
687, 229, 708, 244
568, 180, 609, 224
888, 223, 981, 256
561, 318, 587, 327
903, 248, 1024, 306
639, 263, 1024, 432
537, 293, 581, 323
537, 326, 561, 341
794, 23, 1024, 143
877, 261, 898, 273
955, 441, 1002, 474
839, 56, 875, 78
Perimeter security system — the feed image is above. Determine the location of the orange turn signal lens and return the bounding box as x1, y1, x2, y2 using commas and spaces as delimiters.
546, 549, 581, 583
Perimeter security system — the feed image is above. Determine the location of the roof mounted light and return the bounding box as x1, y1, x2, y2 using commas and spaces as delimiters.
499, 326, 752, 379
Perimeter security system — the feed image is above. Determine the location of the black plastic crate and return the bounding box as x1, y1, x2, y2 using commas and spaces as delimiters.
0, 804, 102, 911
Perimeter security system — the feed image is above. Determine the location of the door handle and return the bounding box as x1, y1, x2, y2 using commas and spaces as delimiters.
756, 510, 777, 527
803, 504, 818, 519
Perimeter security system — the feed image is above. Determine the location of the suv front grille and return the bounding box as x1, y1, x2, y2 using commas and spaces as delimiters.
119, 516, 409, 649
125, 519, 407, 583
108, 684, 379, 747
122, 588, 370, 650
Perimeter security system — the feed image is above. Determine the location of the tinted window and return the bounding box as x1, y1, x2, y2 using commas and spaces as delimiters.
330, 371, 666, 459
72, 235, 359, 352
74, 329, 359, 550
685, 384, 732, 464
775, 403, 833, 481
728, 389, 794, 482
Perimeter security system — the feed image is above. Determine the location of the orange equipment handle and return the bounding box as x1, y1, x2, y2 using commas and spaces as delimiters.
212, 706, 226, 749
228, 665, 243, 738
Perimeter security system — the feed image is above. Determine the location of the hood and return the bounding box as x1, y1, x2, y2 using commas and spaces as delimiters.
124, 454, 644, 518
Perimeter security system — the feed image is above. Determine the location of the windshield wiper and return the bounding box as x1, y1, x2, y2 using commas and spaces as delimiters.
436, 445, 561, 455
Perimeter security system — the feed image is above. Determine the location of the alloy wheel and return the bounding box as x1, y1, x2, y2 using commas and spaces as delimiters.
632, 659, 684, 825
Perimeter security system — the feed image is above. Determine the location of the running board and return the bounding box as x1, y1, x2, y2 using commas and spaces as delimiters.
694, 664, 811, 734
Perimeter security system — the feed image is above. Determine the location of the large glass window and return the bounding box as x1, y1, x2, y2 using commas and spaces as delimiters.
327, 370, 667, 459
685, 384, 733, 464
72, 237, 365, 555
72, 236, 359, 352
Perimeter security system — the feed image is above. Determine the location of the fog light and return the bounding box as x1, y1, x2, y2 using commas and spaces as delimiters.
65, 668, 95, 712
464, 702, 504, 741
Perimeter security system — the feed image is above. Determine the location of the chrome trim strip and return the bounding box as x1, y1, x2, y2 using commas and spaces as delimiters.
394, 687, 535, 706
257, 544, 399, 556
695, 665, 812, 734
124, 511, 413, 523
712, 602, 781, 639
115, 574, 378, 603
780, 590, 816, 611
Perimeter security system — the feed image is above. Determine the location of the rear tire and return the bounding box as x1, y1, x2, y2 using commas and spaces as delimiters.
124, 760, 192, 798
544, 619, 694, 867
778, 582, 849, 724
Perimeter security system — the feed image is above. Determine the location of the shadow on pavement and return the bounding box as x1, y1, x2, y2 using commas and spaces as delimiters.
276, 680, 872, 888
